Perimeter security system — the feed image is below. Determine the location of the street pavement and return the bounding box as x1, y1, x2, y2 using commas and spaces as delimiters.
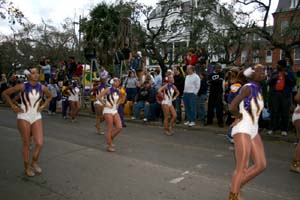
0, 106, 299, 200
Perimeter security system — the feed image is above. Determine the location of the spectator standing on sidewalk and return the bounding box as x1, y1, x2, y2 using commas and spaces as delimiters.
67, 57, 77, 81
183, 65, 200, 127
41, 58, 51, 84
123, 70, 139, 101
56, 61, 67, 86
47, 79, 60, 115
122, 43, 132, 70
206, 64, 225, 127
268, 59, 296, 136
173, 66, 185, 124
153, 68, 162, 91
113, 47, 124, 78
196, 72, 208, 125
61, 81, 71, 119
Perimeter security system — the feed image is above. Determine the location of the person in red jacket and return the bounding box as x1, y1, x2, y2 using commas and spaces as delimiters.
186, 50, 198, 66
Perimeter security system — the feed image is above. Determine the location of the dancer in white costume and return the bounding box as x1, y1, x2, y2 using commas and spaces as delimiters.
3, 68, 52, 177
290, 90, 300, 173
97, 78, 122, 152
94, 78, 107, 134
228, 64, 267, 200
158, 74, 179, 135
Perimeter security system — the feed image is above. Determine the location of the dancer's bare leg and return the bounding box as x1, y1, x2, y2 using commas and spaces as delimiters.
169, 105, 177, 133
162, 104, 170, 134
240, 134, 266, 186
104, 114, 114, 151
230, 133, 251, 194
17, 119, 34, 176
111, 113, 122, 140
31, 119, 44, 174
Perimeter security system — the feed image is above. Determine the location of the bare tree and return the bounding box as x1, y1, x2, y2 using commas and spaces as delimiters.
0, 0, 24, 25
135, 0, 185, 76
235, 0, 300, 65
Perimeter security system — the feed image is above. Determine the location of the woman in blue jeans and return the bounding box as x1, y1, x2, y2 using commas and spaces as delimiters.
124, 70, 139, 101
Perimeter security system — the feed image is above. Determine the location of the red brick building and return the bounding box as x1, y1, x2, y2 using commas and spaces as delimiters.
272, 0, 300, 69
234, 0, 300, 69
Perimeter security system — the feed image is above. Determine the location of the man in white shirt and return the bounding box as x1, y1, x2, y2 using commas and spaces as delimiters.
153, 68, 162, 91
183, 65, 201, 127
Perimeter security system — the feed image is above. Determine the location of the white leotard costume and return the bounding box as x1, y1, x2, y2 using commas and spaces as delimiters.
17, 82, 43, 124
231, 82, 264, 139
94, 84, 107, 106
103, 87, 120, 115
161, 83, 175, 106
292, 105, 300, 123
69, 86, 80, 101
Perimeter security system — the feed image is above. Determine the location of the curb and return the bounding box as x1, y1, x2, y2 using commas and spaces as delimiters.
76, 109, 297, 143
0, 104, 297, 143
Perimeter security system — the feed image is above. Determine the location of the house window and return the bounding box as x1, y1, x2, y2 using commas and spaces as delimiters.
241, 51, 247, 64
281, 21, 289, 35
291, 0, 299, 8
253, 34, 261, 41
266, 50, 272, 63
253, 50, 260, 64
280, 50, 287, 60
295, 47, 300, 60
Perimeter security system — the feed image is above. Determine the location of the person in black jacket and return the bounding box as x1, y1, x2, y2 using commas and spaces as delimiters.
196, 72, 208, 125
267, 59, 296, 136
206, 64, 225, 127
132, 81, 152, 122
173, 66, 185, 123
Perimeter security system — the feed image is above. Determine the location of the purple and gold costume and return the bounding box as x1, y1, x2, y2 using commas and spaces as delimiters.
94, 84, 107, 106
103, 87, 120, 115
17, 82, 43, 124
162, 83, 175, 106
231, 82, 264, 139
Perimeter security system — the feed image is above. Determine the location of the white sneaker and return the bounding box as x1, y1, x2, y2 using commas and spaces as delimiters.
267, 130, 273, 135
131, 117, 136, 120
189, 122, 196, 127
184, 121, 190, 126
281, 131, 288, 136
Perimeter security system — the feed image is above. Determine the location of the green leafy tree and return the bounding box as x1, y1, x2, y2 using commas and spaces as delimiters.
80, 1, 134, 65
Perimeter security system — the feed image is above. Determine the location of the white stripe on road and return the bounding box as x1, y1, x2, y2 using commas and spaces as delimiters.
181, 171, 190, 176
169, 177, 185, 184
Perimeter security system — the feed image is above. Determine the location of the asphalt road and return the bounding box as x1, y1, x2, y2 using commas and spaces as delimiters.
0, 107, 299, 200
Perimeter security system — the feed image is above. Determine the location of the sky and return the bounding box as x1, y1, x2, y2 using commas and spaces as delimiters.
0, 0, 279, 35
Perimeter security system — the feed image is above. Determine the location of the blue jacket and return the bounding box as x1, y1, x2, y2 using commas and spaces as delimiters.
268, 68, 296, 96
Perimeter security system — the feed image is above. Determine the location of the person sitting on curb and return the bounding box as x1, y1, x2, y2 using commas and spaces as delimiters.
131, 81, 152, 122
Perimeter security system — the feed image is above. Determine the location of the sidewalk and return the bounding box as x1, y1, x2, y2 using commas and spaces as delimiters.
77, 107, 297, 143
